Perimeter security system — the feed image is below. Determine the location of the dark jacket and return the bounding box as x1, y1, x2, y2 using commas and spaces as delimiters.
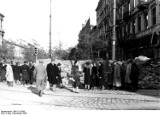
46, 63, 59, 85
21, 64, 30, 81
0, 64, 6, 81
83, 66, 91, 84
13, 65, 21, 80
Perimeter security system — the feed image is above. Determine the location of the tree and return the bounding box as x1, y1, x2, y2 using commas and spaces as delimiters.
23, 46, 35, 62
38, 48, 48, 59
0, 41, 15, 60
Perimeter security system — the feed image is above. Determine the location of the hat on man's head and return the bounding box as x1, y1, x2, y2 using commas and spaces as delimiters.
24, 61, 28, 63
57, 63, 61, 66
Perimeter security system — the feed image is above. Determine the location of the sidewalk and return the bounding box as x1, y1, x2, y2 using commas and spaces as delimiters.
0, 83, 160, 111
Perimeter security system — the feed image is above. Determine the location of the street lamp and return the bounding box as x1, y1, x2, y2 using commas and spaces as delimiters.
49, 0, 52, 59
112, 0, 116, 61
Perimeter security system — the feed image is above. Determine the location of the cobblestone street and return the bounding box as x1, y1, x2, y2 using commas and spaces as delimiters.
0, 83, 160, 112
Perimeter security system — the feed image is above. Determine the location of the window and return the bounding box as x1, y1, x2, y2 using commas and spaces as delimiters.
122, 26, 124, 37
125, 25, 127, 36
138, 16, 141, 32
144, 12, 148, 29
129, 2, 131, 12
152, 7, 156, 26
133, 20, 136, 34
128, 23, 130, 34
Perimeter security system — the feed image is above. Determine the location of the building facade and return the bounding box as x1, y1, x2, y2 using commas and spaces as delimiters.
0, 13, 4, 47
96, 0, 114, 60
117, 0, 160, 60
96, 0, 160, 61
4, 40, 28, 61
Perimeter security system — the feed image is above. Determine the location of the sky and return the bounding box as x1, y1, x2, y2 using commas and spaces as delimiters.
0, 0, 99, 50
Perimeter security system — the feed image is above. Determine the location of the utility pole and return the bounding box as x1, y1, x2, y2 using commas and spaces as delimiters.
112, 0, 116, 61
49, 0, 52, 59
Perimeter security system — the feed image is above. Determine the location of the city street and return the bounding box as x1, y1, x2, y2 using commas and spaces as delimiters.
0, 82, 160, 113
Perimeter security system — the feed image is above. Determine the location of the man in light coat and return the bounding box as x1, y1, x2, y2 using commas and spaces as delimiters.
34, 60, 47, 97
5, 61, 14, 87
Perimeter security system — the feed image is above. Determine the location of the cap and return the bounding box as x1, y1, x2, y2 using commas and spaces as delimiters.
24, 61, 28, 63
57, 63, 61, 66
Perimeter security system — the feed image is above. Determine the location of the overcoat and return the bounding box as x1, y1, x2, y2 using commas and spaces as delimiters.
83, 66, 91, 85
71, 65, 80, 88
57, 66, 62, 84
91, 66, 99, 87
21, 64, 30, 81
13, 65, 21, 81
5, 64, 14, 82
46, 63, 58, 85
130, 62, 139, 90
0, 64, 6, 81
113, 63, 121, 87
125, 63, 132, 83
29, 66, 35, 83
34, 64, 47, 91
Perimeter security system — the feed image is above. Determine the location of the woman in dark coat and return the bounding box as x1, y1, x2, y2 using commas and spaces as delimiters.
46, 60, 59, 91
29, 62, 35, 84
0, 62, 7, 82
57, 63, 63, 88
91, 62, 99, 90
107, 62, 114, 89
98, 62, 104, 90
13, 62, 21, 84
83, 62, 91, 90
130, 61, 139, 92
21, 61, 30, 85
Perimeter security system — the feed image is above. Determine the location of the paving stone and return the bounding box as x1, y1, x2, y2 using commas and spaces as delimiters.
0, 83, 160, 110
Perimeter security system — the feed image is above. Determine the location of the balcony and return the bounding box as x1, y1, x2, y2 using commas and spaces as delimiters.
137, 0, 150, 11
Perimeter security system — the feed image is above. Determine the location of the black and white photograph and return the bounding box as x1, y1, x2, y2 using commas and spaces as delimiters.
0, 0, 160, 114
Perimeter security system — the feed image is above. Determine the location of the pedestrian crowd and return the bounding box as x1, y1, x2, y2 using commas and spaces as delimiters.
0, 60, 35, 86
0, 59, 63, 97
82, 59, 139, 92
0, 58, 140, 97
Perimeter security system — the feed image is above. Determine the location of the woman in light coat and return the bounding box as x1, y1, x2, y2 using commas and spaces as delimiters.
5, 62, 14, 87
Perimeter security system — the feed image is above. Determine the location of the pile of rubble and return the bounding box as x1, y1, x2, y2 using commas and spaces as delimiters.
135, 56, 160, 89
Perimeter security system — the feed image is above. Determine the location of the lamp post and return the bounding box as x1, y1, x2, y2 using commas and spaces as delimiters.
49, 0, 52, 59
112, 0, 116, 61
